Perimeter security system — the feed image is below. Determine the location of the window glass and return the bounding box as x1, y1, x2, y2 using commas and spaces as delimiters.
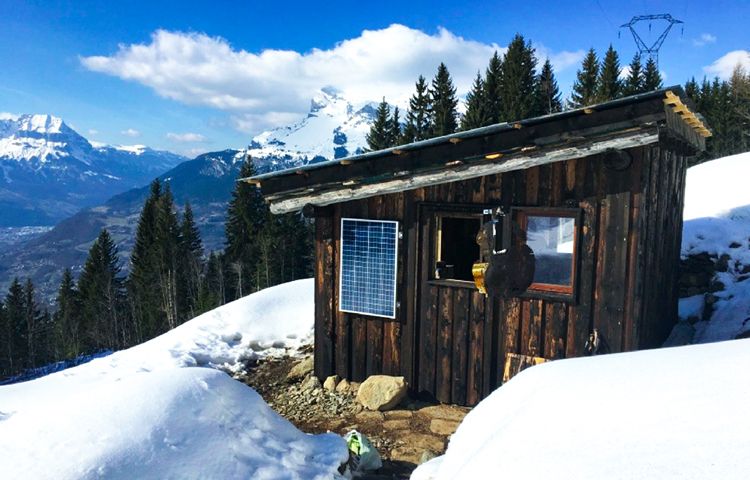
525, 215, 576, 288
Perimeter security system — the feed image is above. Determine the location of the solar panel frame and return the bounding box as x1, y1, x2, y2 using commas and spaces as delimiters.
338, 217, 399, 319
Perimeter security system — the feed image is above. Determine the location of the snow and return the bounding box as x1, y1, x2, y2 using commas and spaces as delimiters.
681, 151, 750, 341
249, 87, 374, 163
413, 339, 750, 480
0, 278, 348, 479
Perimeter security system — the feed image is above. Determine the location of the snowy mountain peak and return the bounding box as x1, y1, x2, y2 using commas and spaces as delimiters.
248, 89, 376, 167
16, 114, 68, 135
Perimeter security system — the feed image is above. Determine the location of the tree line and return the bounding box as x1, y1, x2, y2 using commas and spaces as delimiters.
366, 36, 668, 151
0, 158, 311, 379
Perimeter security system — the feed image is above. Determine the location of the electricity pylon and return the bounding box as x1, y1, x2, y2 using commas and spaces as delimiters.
620, 14, 684, 68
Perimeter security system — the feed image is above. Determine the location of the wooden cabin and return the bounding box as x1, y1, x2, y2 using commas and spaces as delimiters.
249, 87, 710, 406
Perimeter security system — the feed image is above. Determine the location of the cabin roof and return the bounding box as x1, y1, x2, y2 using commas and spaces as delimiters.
248, 86, 709, 214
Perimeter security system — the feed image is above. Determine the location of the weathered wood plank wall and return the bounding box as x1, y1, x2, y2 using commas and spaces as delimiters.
313, 144, 687, 406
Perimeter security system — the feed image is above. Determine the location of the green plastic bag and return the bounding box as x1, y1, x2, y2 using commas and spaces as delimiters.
344, 430, 382, 472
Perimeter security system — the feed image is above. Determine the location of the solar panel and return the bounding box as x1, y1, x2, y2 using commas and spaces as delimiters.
339, 218, 398, 319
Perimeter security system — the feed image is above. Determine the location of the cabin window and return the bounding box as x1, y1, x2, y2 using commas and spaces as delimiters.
516, 208, 580, 295
339, 218, 398, 319
434, 213, 482, 282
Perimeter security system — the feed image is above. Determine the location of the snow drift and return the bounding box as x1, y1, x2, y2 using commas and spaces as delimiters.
681, 151, 750, 341
0, 278, 348, 479
413, 339, 750, 480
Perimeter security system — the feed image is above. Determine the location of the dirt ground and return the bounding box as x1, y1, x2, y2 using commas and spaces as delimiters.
240, 351, 470, 479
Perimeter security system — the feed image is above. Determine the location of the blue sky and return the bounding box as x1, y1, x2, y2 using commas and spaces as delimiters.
1, 0, 748, 156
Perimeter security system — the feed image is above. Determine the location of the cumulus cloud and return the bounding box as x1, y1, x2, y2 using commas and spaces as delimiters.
693, 33, 717, 47
81, 25, 583, 134
121, 128, 140, 137
704, 50, 750, 79
166, 132, 206, 142
88, 129, 99, 135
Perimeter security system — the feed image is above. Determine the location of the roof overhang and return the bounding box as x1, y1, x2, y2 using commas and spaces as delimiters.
248, 87, 709, 214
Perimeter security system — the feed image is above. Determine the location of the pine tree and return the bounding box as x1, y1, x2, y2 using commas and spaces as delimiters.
534, 59, 562, 115
79, 229, 126, 352
5, 279, 26, 372
199, 252, 225, 311
388, 106, 401, 147
430, 63, 459, 137
484, 51, 504, 124
54, 268, 81, 359
570, 48, 600, 108
224, 158, 269, 299
597, 45, 622, 101
22, 279, 49, 368
401, 75, 432, 143
729, 64, 750, 153
642, 57, 663, 91
366, 99, 393, 151
178, 202, 204, 321
499, 34, 539, 120
128, 179, 163, 343
154, 184, 181, 330
0, 300, 7, 376
622, 53, 645, 96
461, 72, 489, 130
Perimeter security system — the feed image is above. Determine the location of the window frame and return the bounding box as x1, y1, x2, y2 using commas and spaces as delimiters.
512, 206, 582, 301
423, 203, 490, 290
338, 217, 399, 319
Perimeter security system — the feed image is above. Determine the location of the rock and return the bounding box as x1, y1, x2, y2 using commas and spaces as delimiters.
384, 410, 413, 420
417, 405, 469, 423
419, 450, 439, 465
730, 241, 742, 249
323, 375, 340, 391
300, 375, 321, 392
429, 418, 460, 436
335, 378, 351, 394
397, 432, 445, 453
383, 419, 410, 430
356, 375, 408, 411
349, 381, 361, 396
287, 356, 313, 381
355, 410, 385, 423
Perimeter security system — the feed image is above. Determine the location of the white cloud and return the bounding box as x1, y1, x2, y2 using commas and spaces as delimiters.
121, 128, 140, 137
88, 129, 99, 135
693, 33, 717, 47
81, 25, 583, 135
704, 50, 750, 79
536, 45, 585, 72
0, 112, 18, 121
166, 132, 206, 142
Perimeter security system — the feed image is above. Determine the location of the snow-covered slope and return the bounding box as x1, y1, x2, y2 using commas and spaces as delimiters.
413, 339, 750, 480
248, 87, 375, 169
0, 114, 185, 226
680, 151, 750, 341
0, 279, 347, 479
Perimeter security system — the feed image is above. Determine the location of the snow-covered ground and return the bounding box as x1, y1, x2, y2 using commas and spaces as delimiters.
0, 278, 348, 480
681, 152, 750, 341
413, 338, 750, 480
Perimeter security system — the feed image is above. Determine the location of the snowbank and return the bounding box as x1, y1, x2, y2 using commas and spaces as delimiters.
0, 279, 348, 479
413, 339, 750, 480
681, 152, 750, 341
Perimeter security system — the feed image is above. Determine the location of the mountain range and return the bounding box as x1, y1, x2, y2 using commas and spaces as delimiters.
0, 89, 376, 302
0, 114, 187, 227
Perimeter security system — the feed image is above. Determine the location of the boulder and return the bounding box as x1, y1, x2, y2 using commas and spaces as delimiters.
323, 375, 340, 391
356, 375, 407, 411
300, 375, 321, 392
335, 378, 351, 394
287, 356, 313, 381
